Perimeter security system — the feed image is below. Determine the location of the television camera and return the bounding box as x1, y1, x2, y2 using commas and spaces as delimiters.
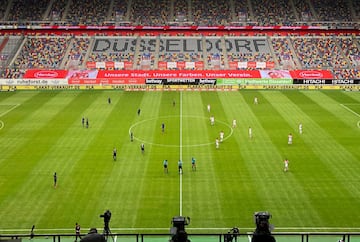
169, 216, 191, 242
251, 212, 276, 242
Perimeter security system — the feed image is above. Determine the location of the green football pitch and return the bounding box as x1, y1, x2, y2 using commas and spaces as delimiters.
0, 90, 359, 237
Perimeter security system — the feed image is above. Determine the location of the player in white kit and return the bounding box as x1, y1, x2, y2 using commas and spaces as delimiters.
220, 131, 224, 142
284, 158, 289, 172
215, 138, 219, 149
210, 115, 215, 126
288, 133, 293, 145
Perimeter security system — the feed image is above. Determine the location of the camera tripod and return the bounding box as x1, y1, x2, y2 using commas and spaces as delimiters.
103, 223, 114, 242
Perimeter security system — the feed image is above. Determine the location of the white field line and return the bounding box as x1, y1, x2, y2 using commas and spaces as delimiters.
2, 227, 360, 233
179, 91, 183, 216
340, 104, 360, 118
0, 104, 20, 117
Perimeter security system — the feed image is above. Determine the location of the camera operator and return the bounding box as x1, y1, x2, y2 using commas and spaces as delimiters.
251, 212, 276, 242
251, 232, 276, 242
100, 210, 112, 235
171, 230, 190, 242
80, 228, 105, 242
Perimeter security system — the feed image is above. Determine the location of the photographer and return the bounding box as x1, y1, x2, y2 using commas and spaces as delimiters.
224, 228, 239, 242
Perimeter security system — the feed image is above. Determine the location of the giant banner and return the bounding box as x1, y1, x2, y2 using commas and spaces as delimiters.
16, 69, 360, 87
23, 69, 335, 80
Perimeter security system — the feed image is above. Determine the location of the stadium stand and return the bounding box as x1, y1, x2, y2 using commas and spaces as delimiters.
270, 37, 299, 69
311, 0, 352, 22
13, 36, 70, 69
7, 0, 49, 22
251, 0, 297, 26
63, 36, 91, 70
0, 0, 358, 79
48, 0, 69, 24
108, 0, 130, 25
66, 0, 111, 25
192, 0, 232, 26
130, 0, 169, 26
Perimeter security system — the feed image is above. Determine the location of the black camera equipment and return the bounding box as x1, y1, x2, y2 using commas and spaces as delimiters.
224, 227, 240, 242
30, 225, 35, 239
169, 216, 191, 242
254, 211, 271, 234
80, 228, 106, 242
99, 210, 112, 241
252, 212, 276, 242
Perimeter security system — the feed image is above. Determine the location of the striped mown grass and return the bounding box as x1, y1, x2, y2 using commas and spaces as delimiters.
0, 90, 359, 234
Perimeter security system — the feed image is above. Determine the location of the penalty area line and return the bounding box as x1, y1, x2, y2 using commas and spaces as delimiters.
340, 104, 360, 118
0, 104, 20, 117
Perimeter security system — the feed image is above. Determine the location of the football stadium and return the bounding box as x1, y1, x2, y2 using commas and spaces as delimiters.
0, 1, 359, 242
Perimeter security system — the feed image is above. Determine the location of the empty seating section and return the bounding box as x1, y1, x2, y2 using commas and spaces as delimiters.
110, 0, 129, 22
333, 69, 360, 79
158, 37, 203, 70
7, 0, 49, 22
13, 36, 70, 69
353, 0, 360, 20
232, 0, 250, 23
251, 0, 297, 26
63, 37, 91, 69
292, 36, 349, 69
173, 0, 189, 22
225, 37, 274, 69
311, 0, 352, 22
191, 0, 231, 26
0, 0, 9, 20
0, 36, 23, 61
87, 37, 136, 69
136, 37, 157, 69
0, 1, 358, 79
0, 34, 358, 78
66, 0, 111, 25
206, 37, 225, 68
0, 36, 23, 78
292, 0, 312, 22
336, 37, 360, 67
49, 0, 68, 22
270, 37, 299, 69
0, 0, 357, 27
130, 0, 169, 26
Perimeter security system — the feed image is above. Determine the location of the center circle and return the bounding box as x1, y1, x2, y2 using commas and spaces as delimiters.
129, 115, 233, 147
